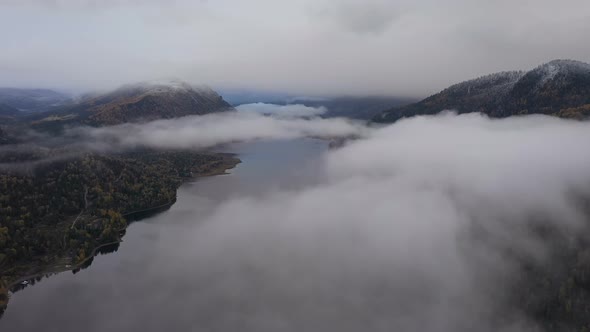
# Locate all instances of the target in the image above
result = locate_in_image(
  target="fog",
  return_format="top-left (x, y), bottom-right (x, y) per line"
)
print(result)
top-left (70, 105), bottom-right (366, 151)
top-left (1, 0), bottom-right (589, 96)
top-left (150, 113), bottom-right (590, 331)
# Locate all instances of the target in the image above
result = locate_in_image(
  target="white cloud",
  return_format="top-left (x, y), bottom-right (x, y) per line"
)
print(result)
top-left (74, 111), bottom-right (366, 150)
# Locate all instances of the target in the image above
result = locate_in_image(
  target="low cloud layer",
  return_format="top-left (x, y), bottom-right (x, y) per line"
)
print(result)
top-left (72, 108), bottom-right (364, 151)
top-left (0, 105), bottom-right (361, 173)
top-left (163, 113), bottom-right (590, 331)
top-left (4, 112), bottom-right (590, 331)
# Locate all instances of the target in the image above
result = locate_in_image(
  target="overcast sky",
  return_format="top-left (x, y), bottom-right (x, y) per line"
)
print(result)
top-left (1, 0), bottom-right (589, 97)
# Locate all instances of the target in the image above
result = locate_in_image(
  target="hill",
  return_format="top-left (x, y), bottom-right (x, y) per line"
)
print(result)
top-left (374, 59), bottom-right (590, 123)
top-left (31, 80), bottom-right (234, 129)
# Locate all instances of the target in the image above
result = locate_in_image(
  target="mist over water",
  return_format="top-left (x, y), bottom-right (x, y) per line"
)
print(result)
top-left (3, 113), bottom-right (590, 331)
top-left (67, 105), bottom-right (366, 151)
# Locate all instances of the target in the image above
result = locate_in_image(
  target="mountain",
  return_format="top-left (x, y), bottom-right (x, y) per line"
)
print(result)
top-left (0, 88), bottom-right (71, 112)
top-left (32, 80), bottom-right (234, 129)
top-left (374, 59), bottom-right (590, 123)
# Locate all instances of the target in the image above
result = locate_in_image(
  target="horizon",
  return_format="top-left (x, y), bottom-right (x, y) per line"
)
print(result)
top-left (0, 58), bottom-right (586, 101)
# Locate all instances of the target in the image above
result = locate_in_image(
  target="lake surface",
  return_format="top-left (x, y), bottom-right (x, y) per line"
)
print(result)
top-left (0, 138), bottom-right (329, 332)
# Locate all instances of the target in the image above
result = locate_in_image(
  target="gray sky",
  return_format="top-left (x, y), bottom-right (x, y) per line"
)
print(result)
top-left (1, 0), bottom-right (589, 97)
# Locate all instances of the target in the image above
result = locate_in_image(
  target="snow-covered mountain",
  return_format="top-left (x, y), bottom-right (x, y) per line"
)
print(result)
top-left (375, 59), bottom-right (590, 122)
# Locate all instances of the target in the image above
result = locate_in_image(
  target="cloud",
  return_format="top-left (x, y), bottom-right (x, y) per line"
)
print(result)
top-left (236, 103), bottom-right (327, 118)
top-left (1, 108), bottom-right (360, 172)
top-left (312, 0), bottom-right (403, 34)
top-left (104, 113), bottom-right (590, 330)
top-left (71, 111), bottom-right (366, 151)
top-left (154, 113), bottom-right (590, 331)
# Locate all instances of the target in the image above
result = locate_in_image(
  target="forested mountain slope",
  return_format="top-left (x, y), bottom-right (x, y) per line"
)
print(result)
top-left (375, 60), bottom-right (590, 123)
top-left (30, 80), bottom-right (233, 130)
top-left (0, 149), bottom-right (240, 317)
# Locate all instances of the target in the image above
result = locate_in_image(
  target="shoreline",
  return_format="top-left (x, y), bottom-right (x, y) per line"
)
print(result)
top-left (3, 156), bottom-right (241, 293)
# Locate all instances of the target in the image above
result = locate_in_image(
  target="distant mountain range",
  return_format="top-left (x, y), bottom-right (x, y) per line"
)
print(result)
top-left (374, 59), bottom-right (590, 123)
top-left (4, 59), bottom-right (590, 131)
top-left (0, 88), bottom-right (71, 113)
top-left (221, 89), bottom-right (416, 120)
top-left (287, 96), bottom-right (416, 120)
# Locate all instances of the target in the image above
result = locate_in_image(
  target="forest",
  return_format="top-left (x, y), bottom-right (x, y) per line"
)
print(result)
top-left (0, 149), bottom-right (240, 302)
top-left (374, 60), bottom-right (590, 123)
